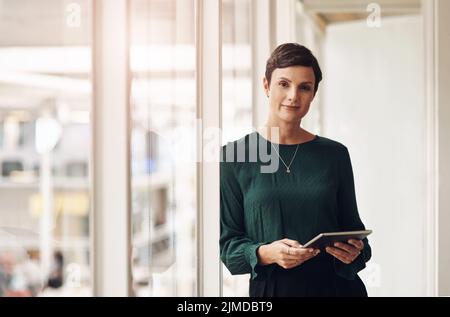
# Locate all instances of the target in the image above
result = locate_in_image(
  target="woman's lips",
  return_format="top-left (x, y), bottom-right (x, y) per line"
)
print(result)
top-left (282, 105), bottom-right (299, 110)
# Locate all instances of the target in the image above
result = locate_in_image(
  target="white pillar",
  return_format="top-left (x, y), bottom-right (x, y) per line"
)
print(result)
top-left (92, 0), bottom-right (131, 297)
top-left (196, 0), bottom-right (222, 297)
top-left (424, 0), bottom-right (450, 297)
top-left (35, 112), bottom-right (61, 282)
top-left (435, 0), bottom-right (450, 297)
top-left (424, 0), bottom-right (438, 297)
top-left (39, 151), bottom-right (53, 280)
top-left (275, 0), bottom-right (297, 45)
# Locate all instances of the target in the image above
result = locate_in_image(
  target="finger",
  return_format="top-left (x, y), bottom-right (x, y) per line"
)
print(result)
top-left (282, 258), bottom-right (302, 269)
top-left (334, 242), bottom-right (360, 256)
top-left (284, 250), bottom-right (317, 261)
top-left (348, 239), bottom-right (364, 250)
top-left (283, 254), bottom-right (300, 261)
top-left (283, 249), bottom-right (318, 262)
top-left (326, 248), bottom-right (350, 263)
top-left (288, 257), bottom-right (303, 264)
top-left (326, 247), bottom-right (352, 263)
top-left (288, 247), bottom-right (315, 256)
top-left (296, 248), bottom-right (320, 258)
top-left (298, 249), bottom-right (320, 260)
top-left (327, 246), bottom-right (350, 258)
top-left (349, 240), bottom-right (364, 257)
top-left (286, 257), bottom-right (308, 268)
top-left (282, 239), bottom-right (302, 248)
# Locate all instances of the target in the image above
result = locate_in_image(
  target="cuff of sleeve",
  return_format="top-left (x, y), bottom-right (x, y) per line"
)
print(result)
top-left (334, 247), bottom-right (367, 280)
top-left (245, 242), bottom-right (274, 281)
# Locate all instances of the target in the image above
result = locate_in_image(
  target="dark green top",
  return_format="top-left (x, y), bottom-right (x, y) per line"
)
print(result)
top-left (220, 132), bottom-right (371, 281)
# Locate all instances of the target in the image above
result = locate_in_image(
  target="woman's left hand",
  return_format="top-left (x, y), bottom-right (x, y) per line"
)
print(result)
top-left (325, 239), bottom-right (364, 264)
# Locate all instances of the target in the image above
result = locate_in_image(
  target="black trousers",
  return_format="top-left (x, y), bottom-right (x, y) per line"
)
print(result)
top-left (249, 254), bottom-right (368, 297)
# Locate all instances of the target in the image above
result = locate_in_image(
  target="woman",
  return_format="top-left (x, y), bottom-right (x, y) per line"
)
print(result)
top-left (220, 43), bottom-right (372, 297)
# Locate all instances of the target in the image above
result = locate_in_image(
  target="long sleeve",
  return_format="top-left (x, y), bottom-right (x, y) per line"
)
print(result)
top-left (334, 147), bottom-right (372, 280)
top-left (219, 147), bottom-right (271, 280)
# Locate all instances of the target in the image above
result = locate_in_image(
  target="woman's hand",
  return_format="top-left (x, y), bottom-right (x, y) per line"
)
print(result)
top-left (325, 239), bottom-right (364, 264)
top-left (257, 238), bottom-right (320, 269)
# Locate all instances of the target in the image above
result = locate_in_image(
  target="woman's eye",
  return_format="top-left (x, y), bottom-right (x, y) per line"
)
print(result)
top-left (300, 86), bottom-right (311, 91)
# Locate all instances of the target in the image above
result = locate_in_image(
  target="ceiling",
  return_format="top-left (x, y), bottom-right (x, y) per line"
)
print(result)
top-left (300, 0), bottom-right (422, 29)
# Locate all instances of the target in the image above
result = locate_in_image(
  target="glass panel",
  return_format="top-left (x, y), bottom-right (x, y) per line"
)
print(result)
top-left (222, 0), bottom-right (253, 145)
top-left (130, 0), bottom-right (197, 296)
top-left (0, 0), bottom-right (93, 296)
top-left (221, 0), bottom-right (253, 297)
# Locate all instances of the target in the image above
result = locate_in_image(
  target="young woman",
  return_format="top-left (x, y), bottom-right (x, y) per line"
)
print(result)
top-left (220, 43), bottom-right (371, 297)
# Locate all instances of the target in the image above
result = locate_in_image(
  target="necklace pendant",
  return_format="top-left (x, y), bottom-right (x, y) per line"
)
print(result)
top-left (286, 169), bottom-right (290, 173)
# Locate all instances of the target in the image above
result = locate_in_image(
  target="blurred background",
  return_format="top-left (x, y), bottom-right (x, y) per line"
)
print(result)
top-left (0, 0), bottom-right (449, 297)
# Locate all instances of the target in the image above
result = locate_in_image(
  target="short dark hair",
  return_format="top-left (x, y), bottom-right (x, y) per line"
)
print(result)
top-left (265, 43), bottom-right (323, 93)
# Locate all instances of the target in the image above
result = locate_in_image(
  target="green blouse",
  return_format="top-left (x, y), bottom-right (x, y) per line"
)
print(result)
top-left (220, 132), bottom-right (371, 281)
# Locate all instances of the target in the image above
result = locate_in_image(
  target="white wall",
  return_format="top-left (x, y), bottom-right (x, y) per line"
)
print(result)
top-left (322, 16), bottom-right (426, 296)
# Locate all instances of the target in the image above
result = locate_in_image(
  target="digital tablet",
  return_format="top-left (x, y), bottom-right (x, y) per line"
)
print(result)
top-left (302, 230), bottom-right (372, 250)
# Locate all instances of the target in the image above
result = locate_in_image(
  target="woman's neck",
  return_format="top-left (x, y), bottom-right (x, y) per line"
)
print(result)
top-left (260, 120), bottom-right (306, 145)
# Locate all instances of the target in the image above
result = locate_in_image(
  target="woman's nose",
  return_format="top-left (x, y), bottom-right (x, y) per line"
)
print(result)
top-left (287, 89), bottom-right (297, 103)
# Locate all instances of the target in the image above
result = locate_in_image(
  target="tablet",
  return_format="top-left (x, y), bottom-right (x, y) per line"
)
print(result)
top-left (302, 230), bottom-right (372, 250)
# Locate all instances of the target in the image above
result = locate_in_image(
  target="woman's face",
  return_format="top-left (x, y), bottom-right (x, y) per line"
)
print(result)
top-left (263, 66), bottom-right (316, 124)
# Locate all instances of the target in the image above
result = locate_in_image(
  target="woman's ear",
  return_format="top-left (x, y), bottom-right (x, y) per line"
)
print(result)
top-left (263, 77), bottom-right (270, 97)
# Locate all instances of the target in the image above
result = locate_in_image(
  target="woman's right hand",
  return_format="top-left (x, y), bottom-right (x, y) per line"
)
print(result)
top-left (257, 238), bottom-right (320, 269)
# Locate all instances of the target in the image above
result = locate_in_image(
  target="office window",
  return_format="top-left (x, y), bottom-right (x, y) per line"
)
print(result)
top-left (222, 0), bottom-right (253, 145)
top-left (130, 0), bottom-right (197, 296)
top-left (0, 0), bottom-right (93, 296)
top-left (221, 0), bottom-right (253, 297)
